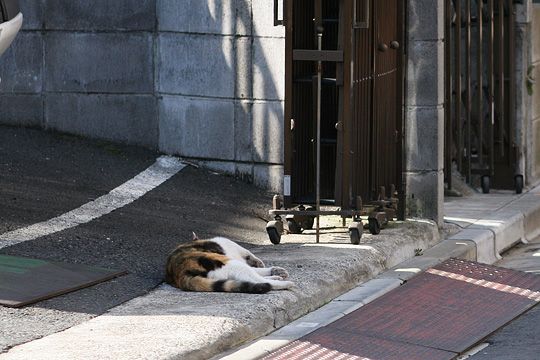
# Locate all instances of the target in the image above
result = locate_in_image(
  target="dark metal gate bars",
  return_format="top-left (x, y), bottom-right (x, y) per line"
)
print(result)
top-left (265, 0), bottom-right (405, 245)
top-left (444, 0), bottom-right (523, 194)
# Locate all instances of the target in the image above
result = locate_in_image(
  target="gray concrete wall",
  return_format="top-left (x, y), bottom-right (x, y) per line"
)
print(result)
top-left (530, 4), bottom-right (540, 184)
top-left (0, 0), bottom-right (158, 147)
top-left (404, 1), bottom-right (445, 224)
top-left (0, 0), bottom-right (285, 191)
top-left (515, 1), bottom-right (540, 188)
top-left (156, 0), bottom-right (285, 192)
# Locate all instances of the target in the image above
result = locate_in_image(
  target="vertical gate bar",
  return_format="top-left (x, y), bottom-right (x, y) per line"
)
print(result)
top-left (314, 0), bottom-right (322, 30)
top-left (455, 0), bottom-right (463, 174)
top-left (398, 0), bottom-right (407, 220)
top-left (316, 31), bottom-right (322, 243)
top-left (284, 0), bottom-right (294, 208)
top-left (497, 0), bottom-right (504, 157)
top-left (342, 0), bottom-right (353, 209)
top-left (477, 0), bottom-right (483, 168)
top-left (370, 0), bottom-right (377, 200)
top-left (445, 0), bottom-right (453, 190)
top-left (488, 0), bottom-right (495, 177)
top-left (465, 0), bottom-right (472, 183)
top-left (508, 0), bottom-right (516, 168)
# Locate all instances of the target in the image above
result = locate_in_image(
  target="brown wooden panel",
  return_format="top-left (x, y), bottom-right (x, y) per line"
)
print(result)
top-left (444, 0), bottom-right (519, 191)
top-left (285, 0), bottom-right (403, 208)
top-left (350, 0), bottom-right (401, 204)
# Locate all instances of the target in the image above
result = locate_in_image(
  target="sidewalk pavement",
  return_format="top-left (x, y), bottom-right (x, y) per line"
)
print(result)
top-left (2, 186), bottom-right (539, 360)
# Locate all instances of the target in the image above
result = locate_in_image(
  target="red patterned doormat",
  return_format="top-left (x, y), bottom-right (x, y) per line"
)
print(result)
top-left (263, 258), bottom-right (540, 360)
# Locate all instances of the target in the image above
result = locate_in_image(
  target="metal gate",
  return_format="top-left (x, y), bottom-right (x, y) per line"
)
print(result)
top-left (280, 0), bottom-right (405, 211)
top-left (444, 0), bottom-right (523, 194)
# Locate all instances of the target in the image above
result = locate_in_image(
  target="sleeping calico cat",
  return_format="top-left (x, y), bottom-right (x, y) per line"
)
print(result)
top-left (165, 234), bottom-right (294, 294)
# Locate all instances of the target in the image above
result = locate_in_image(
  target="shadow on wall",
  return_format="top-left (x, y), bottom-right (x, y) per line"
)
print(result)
top-left (238, 0), bottom-right (284, 192)
top-left (159, 0), bottom-right (285, 192)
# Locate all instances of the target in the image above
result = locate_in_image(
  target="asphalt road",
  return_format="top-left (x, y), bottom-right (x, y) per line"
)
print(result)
top-left (0, 126), bottom-right (273, 352)
top-left (470, 237), bottom-right (540, 360)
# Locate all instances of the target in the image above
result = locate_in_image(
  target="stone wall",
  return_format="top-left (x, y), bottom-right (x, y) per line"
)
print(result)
top-left (0, 0), bottom-right (285, 191)
top-left (531, 4), bottom-right (540, 183)
top-left (404, 0), bottom-right (444, 224)
top-left (0, 0), bottom-right (158, 147)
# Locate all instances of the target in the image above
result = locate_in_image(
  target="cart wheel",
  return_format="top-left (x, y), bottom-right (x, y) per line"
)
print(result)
top-left (348, 220), bottom-right (363, 245)
top-left (368, 217), bottom-right (381, 235)
top-left (301, 217), bottom-right (315, 230)
top-left (515, 175), bottom-right (523, 194)
top-left (266, 220), bottom-right (283, 245)
top-left (266, 226), bottom-right (281, 244)
top-left (349, 228), bottom-right (361, 245)
top-left (301, 207), bottom-right (316, 230)
top-left (287, 219), bottom-right (302, 234)
top-left (481, 175), bottom-right (490, 194)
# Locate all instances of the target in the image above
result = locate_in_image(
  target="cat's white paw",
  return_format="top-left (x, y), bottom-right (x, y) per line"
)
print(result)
top-left (245, 255), bottom-right (265, 268)
top-left (264, 275), bottom-right (283, 280)
top-left (280, 280), bottom-right (295, 289)
top-left (271, 266), bottom-right (289, 279)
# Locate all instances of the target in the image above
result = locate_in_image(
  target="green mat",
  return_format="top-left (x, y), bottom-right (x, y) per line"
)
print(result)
top-left (0, 255), bottom-right (127, 308)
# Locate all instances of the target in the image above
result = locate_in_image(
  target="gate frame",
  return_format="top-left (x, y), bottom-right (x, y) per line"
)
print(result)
top-left (282, 0), bottom-right (407, 220)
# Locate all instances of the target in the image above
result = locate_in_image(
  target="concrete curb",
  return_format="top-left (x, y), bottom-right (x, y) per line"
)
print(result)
top-left (446, 188), bottom-right (540, 262)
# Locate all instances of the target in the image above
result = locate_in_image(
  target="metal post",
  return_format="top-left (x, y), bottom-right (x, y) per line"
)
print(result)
top-left (316, 29), bottom-right (323, 244)
top-left (444, 0), bottom-right (453, 190)
top-left (508, 0), bottom-right (516, 168)
top-left (488, 0), bottom-right (495, 177)
top-left (455, 0), bottom-right (462, 174)
top-left (477, 0), bottom-right (483, 168)
top-left (465, 0), bottom-right (472, 183)
top-left (498, 0), bottom-right (504, 157)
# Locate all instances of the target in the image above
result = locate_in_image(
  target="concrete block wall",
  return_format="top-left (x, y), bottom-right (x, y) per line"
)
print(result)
top-left (0, 0), bottom-right (285, 192)
top-left (156, 0), bottom-right (285, 192)
top-left (531, 4), bottom-right (540, 183)
top-left (404, 0), bottom-right (445, 224)
top-left (0, 0), bottom-right (158, 147)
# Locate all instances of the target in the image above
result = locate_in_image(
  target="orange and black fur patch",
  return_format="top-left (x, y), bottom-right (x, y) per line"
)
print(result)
top-left (165, 239), bottom-right (272, 294)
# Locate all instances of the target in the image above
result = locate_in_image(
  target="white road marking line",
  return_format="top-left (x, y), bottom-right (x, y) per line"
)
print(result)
top-left (0, 156), bottom-right (186, 249)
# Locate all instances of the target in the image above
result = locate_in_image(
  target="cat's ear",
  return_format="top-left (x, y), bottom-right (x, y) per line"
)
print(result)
top-left (192, 232), bottom-right (199, 241)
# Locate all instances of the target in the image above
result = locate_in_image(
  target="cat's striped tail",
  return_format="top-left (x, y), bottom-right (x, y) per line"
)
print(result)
top-left (175, 275), bottom-right (273, 294)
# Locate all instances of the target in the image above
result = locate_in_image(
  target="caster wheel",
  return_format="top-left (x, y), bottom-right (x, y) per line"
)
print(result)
top-left (515, 175), bottom-right (523, 194)
top-left (302, 207), bottom-right (316, 230)
top-left (266, 220), bottom-right (283, 245)
top-left (287, 218), bottom-right (302, 234)
top-left (348, 221), bottom-right (363, 245)
top-left (368, 217), bottom-right (381, 235)
top-left (349, 228), bottom-right (361, 245)
top-left (481, 175), bottom-right (490, 194)
top-left (301, 217), bottom-right (315, 230)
